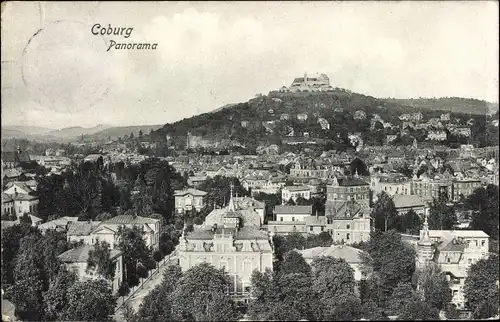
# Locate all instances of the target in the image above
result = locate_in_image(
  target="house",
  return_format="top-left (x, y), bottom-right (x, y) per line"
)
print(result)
top-left (188, 175), bottom-right (207, 188)
top-left (326, 176), bottom-right (370, 207)
top-left (440, 113), bottom-right (451, 122)
top-left (281, 185), bottom-right (311, 203)
top-left (416, 216), bottom-right (490, 310)
top-left (240, 120), bottom-right (249, 128)
top-left (354, 110), bottom-right (366, 120)
top-left (297, 113), bottom-right (308, 121)
top-left (427, 131), bottom-right (447, 141)
top-left (1, 147), bottom-right (31, 169)
top-left (452, 179), bottom-right (482, 202)
top-left (392, 194), bottom-right (426, 216)
top-left (274, 205), bottom-right (313, 222)
top-left (386, 135), bottom-right (398, 144)
top-left (58, 244), bottom-right (123, 294)
top-left (67, 220), bottom-right (102, 245)
top-left (3, 182), bottom-right (34, 196)
top-left (174, 189), bottom-right (207, 214)
top-left (387, 150), bottom-right (406, 163)
top-left (38, 216), bottom-right (80, 234)
top-left (2, 169), bottom-right (22, 183)
top-left (93, 215), bottom-right (161, 250)
top-left (178, 189), bottom-right (273, 303)
top-left (371, 174), bottom-right (411, 201)
top-left (280, 113), bottom-right (290, 120)
top-left (11, 194), bottom-right (39, 218)
top-left (317, 118), bottom-right (330, 130)
top-left (297, 244), bottom-right (368, 283)
top-left (325, 199), bottom-right (371, 244)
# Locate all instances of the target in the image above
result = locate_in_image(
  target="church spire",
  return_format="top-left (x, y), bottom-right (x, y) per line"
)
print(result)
top-left (228, 183), bottom-right (236, 211)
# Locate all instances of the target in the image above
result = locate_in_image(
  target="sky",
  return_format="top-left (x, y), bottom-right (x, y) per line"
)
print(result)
top-left (1, 1), bottom-right (498, 129)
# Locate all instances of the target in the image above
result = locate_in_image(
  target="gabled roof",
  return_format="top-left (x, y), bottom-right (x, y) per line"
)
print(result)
top-left (4, 181), bottom-right (34, 194)
top-left (174, 188), bottom-right (207, 197)
top-left (58, 244), bottom-right (122, 263)
top-left (67, 221), bottom-right (101, 236)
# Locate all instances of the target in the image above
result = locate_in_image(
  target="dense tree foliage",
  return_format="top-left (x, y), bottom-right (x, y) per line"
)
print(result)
top-left (466, 184), bottom-right (499, 240)
top-left (361, 230), bottom-right (417, 307)
top-left (464, 253), bottom-right (499, 318)
top-left (87, 240), bottom-right (116, 281)
top-left (116, 226), bottom-right (152, 286)
top-left (428, 198), bottom-right (457, 230)
top-left (371, 192), bottom-right (399, 231)
top-left (62, 279), bottom-right (116, 321)
top-left (416, 262), bottom-right (452, 311)
top-left (170, 263), bottom-right (241, 321)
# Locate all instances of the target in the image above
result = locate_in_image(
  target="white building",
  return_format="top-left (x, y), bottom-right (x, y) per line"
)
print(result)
top-left (282, 185), bottom-right (311, 203)
top-left (274, 205), bottom-right (313, 222)
top-left (58, 244), bottom-right (123, 295)
top-left (416, 214), bottom-right (490, 310)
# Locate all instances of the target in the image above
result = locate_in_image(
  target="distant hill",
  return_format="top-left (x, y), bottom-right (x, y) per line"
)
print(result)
top-left (46, 124), bottom-right (111, 139)
top-left (1, 124), bottom-right (162, 143)
top-left (384, 97), bottom-right (497, 116)
top-left (149, 88), bottom-right (499, 150)
top-left (82, 125), bottom-right (164, 142)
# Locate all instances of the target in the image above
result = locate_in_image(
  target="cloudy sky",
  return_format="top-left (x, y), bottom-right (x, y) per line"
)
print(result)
top-left (1, 1), bottom-right (498, 129)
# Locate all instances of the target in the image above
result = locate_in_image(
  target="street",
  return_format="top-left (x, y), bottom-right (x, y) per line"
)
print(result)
top-left (113, 255), bottom-right (178, 322)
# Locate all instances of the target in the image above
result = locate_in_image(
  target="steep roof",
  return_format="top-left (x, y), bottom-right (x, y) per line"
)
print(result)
top-left (4, 181), bottom-right (34, 193)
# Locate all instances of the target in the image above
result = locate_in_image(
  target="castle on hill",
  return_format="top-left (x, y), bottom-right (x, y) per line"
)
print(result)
top-left (279, 72), bottom-right (334, 93)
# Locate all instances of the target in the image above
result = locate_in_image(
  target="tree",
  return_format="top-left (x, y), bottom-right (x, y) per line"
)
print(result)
top-left (398, 300), bottom-right (440, 320)
top-left (248, 269), bottom-right (315, 321)
top-left (371, 192), bottom-right (400, 231)
top-left (1, 222), bottom-right (36, 285)
top-left (428, 198), bottom-right (457, 230)
top-left (87, 240), bottom-right (116, 281)
top-left (116, 226), bottom-right (152, 286)
top-left (95, 212), bottom-right (114, 221)
top-left (416, 262), bottom-right (452, 311)
top-left (466, 185), bottom-right (499, 240)
top-left (171, 263), bottom-right (240, 321)
top-left (361, 299), bottom-right (386, 321)
top-left (6, 235), bottom-right (46, 321)
top-left (62, 279), bottom-right (116, 321)
top-left (400, 209), bottom-right (422, 235)
top-left (278, 250), bottom-right (311, 275)
top-left (43, 268), bottom-right (77, 321)
top-left (464, 253), bottom-right (499, 318)
top-left (311, 256), bottom-right (357, 320)
top-left (387, 282), bottom-right (421, 315)
top-left (361, 230), bottom-right (417, 307)
top-left (135, 265), bottom-right (183, 321)
top-left (139, 130), bottom-right (143, 137)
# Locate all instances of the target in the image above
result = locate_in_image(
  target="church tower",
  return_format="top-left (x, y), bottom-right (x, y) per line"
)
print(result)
top-left (417, 210), bottom-right (434, 268)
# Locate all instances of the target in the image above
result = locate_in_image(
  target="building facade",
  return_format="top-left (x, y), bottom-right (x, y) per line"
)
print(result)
top-left (177, 187), bottom-right (274, 302)
top-left (174, 188), bottom-right (207, 213)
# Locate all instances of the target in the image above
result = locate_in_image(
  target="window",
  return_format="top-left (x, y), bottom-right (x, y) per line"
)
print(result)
top-left (481, 240), bottom-right (485, 247)
top-left (447, 257), bottom-right (451, 263)
top-left (310, 226), bottom-right (313, 232)
top-left (346, 224), bottom-right (350, 229)
top-left (468, 258), bottom-right (472, 264)
top-left (292, 217), bottom-right (295, 221)
top-left (280, 217), bottom-right (283, 222)
top-left (243, 261), bottom-right (251, 273)
top-left (321, 226), bottom-right (324, 232)
top-left (346, 233), bottom-right (350, 240)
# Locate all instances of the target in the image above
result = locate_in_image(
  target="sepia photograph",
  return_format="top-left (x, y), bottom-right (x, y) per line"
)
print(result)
top-left (1, 1), bottom-right (499, 321)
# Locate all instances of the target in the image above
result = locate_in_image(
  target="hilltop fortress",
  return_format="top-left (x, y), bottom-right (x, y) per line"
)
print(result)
top-left (279, 72), bottom-right (334, 93)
